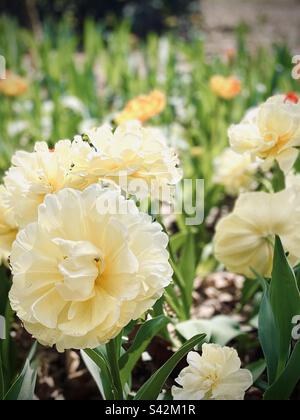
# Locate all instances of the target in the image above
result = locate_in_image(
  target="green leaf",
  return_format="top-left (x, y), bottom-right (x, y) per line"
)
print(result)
top-left (105, 337), bottom-right (124, 400)
top-left (170, 232), bottom-right (187, 255)
top-left (119, 316), bottom-right (169, 386)
top-left (264, 341), bottom-right (300, 400)
top-left (134, 334), bottom-right (206, 400)
top-left (270, 236), bottom-right (300, 374)
top-left (294, 264), bottom-right (300, 290)
top-left (176, 315), bottom-right (243, 346)
top-left (179, 231), bottom-right (196, 310)
top-left (82, 348), bottom-right (115, 400)
top-left (0, 266), bottom-right (10, 316)
top-left (4, 343), bottom-right (37, 401)
top-left (240, 278), bottom-right (260, 308)
top-left (247, 359), bottom-right (266, 383)
top-left (164, 285), bottom-right (186, 321)
top-left (272, 162), bottom-right (285, 192)
top-left (0, 351), bottom-right (4, 400)
top-left (258, 276), bottom-right (279, 385)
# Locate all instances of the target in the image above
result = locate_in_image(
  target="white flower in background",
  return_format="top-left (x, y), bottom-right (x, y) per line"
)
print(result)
top-left (4, 139), bottom-right (92, 228)
top-left (78, 118), bottom-right (100, 134)
top-left (74, 121), bottom-right (182, 199)
top-left (42, 100), bottom-right (55, 115)
top-left (157, 37), bottom-right (170, 84)
top-left (256, 83), bottom-right (267, 94)
top-left (7, 120), bottom-right (30, 137)
top-left (160, 123), bottom-right (189, 151)
top-left (41, 116), bottom-right (53, 140)
top-left (9, 185), bottom-right (172, 351)
top-left (12, 100), bottom-right (34, 114)
top-left (169, 96), bottom-right (195, 123)
top-left (229, 94), bottom-right (300, 173)
top-left (214, 189), bottom-right (300, 278)
top-left (0, 186), bottom-right (18, 263)
top-left (172, 344), bottom-right (253, 400)
top-left (213, 148), bottom-right (259, 195)
top-left (61, 95), bottom-right (88, 117)
top-left (42, 96), bottom-right (87, 117)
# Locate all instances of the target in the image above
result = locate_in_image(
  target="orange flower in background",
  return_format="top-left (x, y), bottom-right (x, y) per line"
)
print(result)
top-left (210, 75), bottom-right (241, 100)
top-left (115, 90), bottom-right (166, 124)
top-left (224, 48), bottom-right (237, 63)
top-left (0, 72), bottom-right (28, 97)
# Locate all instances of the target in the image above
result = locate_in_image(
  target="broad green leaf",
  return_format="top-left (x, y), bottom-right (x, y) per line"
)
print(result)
top-left (258, 276), bottom-right (279, 385)
top-left (247, 359), bottom-right (266, 383)
top-left (270, 236), bottom-right (300, 374)
top-left (295, 264), bottom-right (300, 290)
top-left (0, 352), bottom-right (4, 400)
top-left (0, 266), bottom-right (10, 316)
top-left (82, 348), bottom-right (114, 400)
top-left (134, 334), bottom-right (206, 400)
top-left (179, 231), bottom-right (196, 309)
top-left (240, 278), bottom-right (260, 308)
top-left (264, 341), bottom-right (300, 400)
top-left (4, 344), bottom-right (37, 401)
top-left (119, 316), bottom-right (169, 386)
top-left (176, 315), bottom-right (243, 346)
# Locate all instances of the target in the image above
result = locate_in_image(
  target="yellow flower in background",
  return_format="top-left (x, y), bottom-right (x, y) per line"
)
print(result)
top-left (9, 185), bottom-right (172, 351)
top-left (213, 148), bottom-right (259, 195)
top-left (4, 139), bottom-right (92, 228)
top-left (76, 121), bottom-right (182, 199)
top-left (0, 186), bottom-right (18, 263)
top-left (229, 94), bottom-right (300, 173)
top-left (214, 189), bottom-right (300, 278)
top-left (0, 72), bottom-right (28, 97)
top-left (115, 90), bottom-right (166, 124)
top-left (210, 75), bottom-right (241, 100)
top-left (172, 344), bottom-right (253, 400)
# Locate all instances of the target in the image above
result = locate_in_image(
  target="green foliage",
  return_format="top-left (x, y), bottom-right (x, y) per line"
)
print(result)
top-left (1, 16), bottom-right (300, 401)
top-left (258, 237), bottom-right (300, 400)
top-left (134, 334), bottom-right (206, 400)
top-left (2, 343), bottom-right (37, 401)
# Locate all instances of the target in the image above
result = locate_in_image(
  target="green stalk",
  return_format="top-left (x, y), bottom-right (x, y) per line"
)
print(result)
top-left (0, 351), bottom-right (4, 400)
top-left (106, 338), bottom-right (123, 400)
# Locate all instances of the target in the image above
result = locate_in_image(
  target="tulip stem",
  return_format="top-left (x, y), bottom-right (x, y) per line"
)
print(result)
top-left (106, 338), bottom-right (123, 400)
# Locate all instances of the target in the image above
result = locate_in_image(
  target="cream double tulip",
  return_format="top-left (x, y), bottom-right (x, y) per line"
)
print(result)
top-left (0, 186), bottom-right (18, 262)
top-left (76, 121), bottom-right (182, 199)
top-left (9, 185), bottom-right (172, 351)
top-left (213, 148), bottom-right (258, 195)
top-left (172, 344), bottom-right (253, 400)
top-left (4, 139), bottom-right (92, 228)
top-left (229, 95), bottom-right (300, 173)
top-left (214, 189), bottom-right (300, 278)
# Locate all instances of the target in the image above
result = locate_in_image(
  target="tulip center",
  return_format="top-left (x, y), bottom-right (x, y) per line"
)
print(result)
top-left (205, 372), bottom-right (219, 387)
top-left (53, 238), bottom-right (104, 302)
top-left (261, 130), bottom-right (292, 157)
top-left (202, 372), bottom-right (220, 399)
